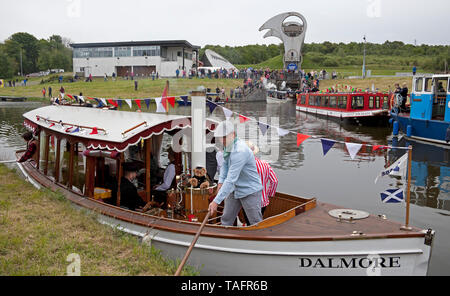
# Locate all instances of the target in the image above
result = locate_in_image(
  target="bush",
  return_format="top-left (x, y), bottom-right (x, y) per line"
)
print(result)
top-left (40, 74), bottom-right (73, 84)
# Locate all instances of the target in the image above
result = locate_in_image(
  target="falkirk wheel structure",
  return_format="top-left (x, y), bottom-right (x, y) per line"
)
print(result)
top-left (259, 12), bottom-right (307, 90)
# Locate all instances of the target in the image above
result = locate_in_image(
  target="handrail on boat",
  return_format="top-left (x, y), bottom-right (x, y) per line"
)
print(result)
top-left (122, 121), bottom-right (148, 137)
top-left (36, 115), bottom-right (107, 133)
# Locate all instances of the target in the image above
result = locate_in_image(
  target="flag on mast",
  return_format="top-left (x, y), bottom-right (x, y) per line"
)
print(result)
top-left (375, 152), bottom-right (408, 183)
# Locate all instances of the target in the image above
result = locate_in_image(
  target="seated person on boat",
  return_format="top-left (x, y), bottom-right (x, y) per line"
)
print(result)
top-left (120, 162), bottom-right (147, 211)
top-left (152, 148), bottom-right (176, 209)
top-left (18, 131), bottom-right (37, 163)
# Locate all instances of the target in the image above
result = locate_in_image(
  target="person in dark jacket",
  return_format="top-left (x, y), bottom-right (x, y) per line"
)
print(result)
top-left (18, 131), bottom-right (37, 163)
top-left (120, 162), bottom-right (146, 211)
top-left (400, 83), bottom-right (408, 112)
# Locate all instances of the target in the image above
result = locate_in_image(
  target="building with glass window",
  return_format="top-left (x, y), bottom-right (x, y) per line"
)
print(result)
top-left (71, 40), bottom-right (200, 78)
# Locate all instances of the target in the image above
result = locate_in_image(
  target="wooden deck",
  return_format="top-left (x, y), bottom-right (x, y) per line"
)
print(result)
top-left (0, 96), bottom-right (27, 102)
top-left (20, 159), bottom-right (425, 242)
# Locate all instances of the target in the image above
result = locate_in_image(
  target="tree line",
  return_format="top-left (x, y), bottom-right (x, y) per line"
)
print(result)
top-left (0, 32), bottom-right (72, 79)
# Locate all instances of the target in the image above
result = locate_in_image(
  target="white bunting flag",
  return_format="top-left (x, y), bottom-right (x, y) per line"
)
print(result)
top-left (125, 99), bottom-right (132, 109)
top-left (100, 98), bottom-right (107, 106)
top-left (222, 107), bottom-right (233, 120)
top-left (155, 98), bottom-right (166, 113)
top-left (277, 128), bottom-right (290, 137)
top-left (78, 96), bottom-right (84, 103)
top-left (345, 143), bottom-right (363, 160)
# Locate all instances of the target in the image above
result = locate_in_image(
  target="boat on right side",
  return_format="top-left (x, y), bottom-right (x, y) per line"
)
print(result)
top-left (390, 74), bottom-right (450, 146)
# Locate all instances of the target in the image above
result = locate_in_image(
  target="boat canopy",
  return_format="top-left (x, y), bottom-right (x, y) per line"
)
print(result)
top-left (23, 106), bottom-right (217, 152)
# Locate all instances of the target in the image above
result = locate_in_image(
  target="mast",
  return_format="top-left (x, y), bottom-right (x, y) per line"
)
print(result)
top-left (401, 145), bottom-right (413, 231)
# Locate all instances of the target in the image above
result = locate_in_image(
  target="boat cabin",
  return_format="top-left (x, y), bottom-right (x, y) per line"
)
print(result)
top-left (410, 74), bottom-right (450, 122)
top-left (21, 105), bottom-right (316, 228)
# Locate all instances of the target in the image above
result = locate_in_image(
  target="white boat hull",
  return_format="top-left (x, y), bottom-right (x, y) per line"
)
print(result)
top-left (296, 105), bottom-right (388, 118)
top-left (98, 213), bottom-right (433, 276)
top-left (267, 96), bottom-right (289, 104)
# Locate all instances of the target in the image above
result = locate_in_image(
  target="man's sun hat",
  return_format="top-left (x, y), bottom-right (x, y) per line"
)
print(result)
top-left (214, 120), bottom-right (235, 138)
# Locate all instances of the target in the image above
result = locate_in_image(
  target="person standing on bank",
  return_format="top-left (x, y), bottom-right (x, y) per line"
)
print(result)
top-left (208, 121), bottom-right (263, 226)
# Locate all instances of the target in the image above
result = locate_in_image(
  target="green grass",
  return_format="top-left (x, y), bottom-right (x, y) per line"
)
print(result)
top-left (0, 76), bottom-right (243, 100)
top-left (0, 164), bottom-right (199, 276)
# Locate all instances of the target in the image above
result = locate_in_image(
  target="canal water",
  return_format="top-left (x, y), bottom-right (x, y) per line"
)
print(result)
top-left (1, 100), bottom-right (449, 275)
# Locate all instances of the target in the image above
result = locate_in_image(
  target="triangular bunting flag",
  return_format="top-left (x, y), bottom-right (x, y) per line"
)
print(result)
top-left (135, 99), bottom-right (141, 109)
top-left (155, 98), bottom-right (166, 113)
top-left (144, 99), bottom-right (151, 109)
top-left (277, 128), bottom-right (290, 137)
top-left (116, 99), bottom-right (122, 108)
top-left (373, 145), bottom-right (388, 152)
top-left (258, 122), bottom-right (270, 136)
top-left (167, 97), bottom-right (176, 108)
top-left (207, 101), bottom-right (217, 113)
top-left (297, 133), bottom-right (311, 147)
top-left (222, 107), bottom-right (233, 120)
top-left (78, 96), bottom-right (84, 103)
top-left (66, 94), bottom-right (74, 100)
top-left (95, 98), bottom-right (103, 108)
top-left (107, 99), bottom-right (118, 108)
top-left (100, 98), bottom-right (107, 106)
top-left (125, 99), bottom-right (132, 109)
top-left (49, 123), bottom-right (55, 128)
top-left (321, 139), bottom-right (336, 156)
top-left (71, 127), bottom-right (80, 134)
top-left (65, 126), bottom-right (74, 133)
top-left (180, 96), bottom-right (188, 104)
top-left (239, 115), bottom-right (250, 123)
top-left (90, 127), bottom-right (98, 135)
top-left (345, 143), bottom-right (363, 160)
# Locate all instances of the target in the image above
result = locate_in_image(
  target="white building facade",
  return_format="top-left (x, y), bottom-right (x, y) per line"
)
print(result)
top-left (71, 40), bottom-right (200, 78)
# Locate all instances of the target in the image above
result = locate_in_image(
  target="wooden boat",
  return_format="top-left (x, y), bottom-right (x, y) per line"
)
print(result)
top-left (296, 91), bottom-right (392, 125)
top-left (267, 90), bottom-right (291, 104)
top-left (17, 104), bottom-right (435, 276)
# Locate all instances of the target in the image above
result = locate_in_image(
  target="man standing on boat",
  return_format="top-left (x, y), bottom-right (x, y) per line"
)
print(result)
top-left (208, 121), bottom-right (263, 226)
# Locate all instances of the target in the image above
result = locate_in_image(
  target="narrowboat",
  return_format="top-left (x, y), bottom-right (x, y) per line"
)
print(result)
top-left (296, 92), bottom-right (392, 125)
top-left (16, 99), bottom-right (435, 276)
top-left (391, 74), bottom-right (450, 146)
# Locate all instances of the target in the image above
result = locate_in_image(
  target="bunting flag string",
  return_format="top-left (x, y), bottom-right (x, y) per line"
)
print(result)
top-left (321, 139), bottom-right (336, 156)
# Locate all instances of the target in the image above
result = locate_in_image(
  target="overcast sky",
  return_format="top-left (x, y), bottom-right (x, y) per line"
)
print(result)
top-left (1, 0), bottom-right (449, 47)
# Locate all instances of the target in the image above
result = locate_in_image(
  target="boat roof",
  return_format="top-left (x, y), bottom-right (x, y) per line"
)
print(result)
top-left (23, 105), bottom-right (216, 152)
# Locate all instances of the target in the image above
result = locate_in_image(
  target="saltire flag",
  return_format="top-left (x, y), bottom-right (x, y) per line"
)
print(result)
top-left (297, 133), bottom-right (311, 147)
top-left (345, 143), bottom-right (363, 160)
top-left (107, 99), bottom-right (118, 108)
top-left (222, 107), bottom-right (233, 120)
top-left (135, 99), bottom-right (142, 109)
top-left (374, 152), bottom-right (408, 183)
top-left (125, 99), bottom-right (132, 109)
top-left (239, 114), bottom-right (250, 123)
top-left (207, 101), bottom-right (217, 113)
top-left (144, 99), bottom-right (151, 109)
top-left (380, 188), bottom-right (404, 203)
top-left (277, 128), bottom-right (290, 137)
top-left (258, 122), bottom-right (270, 136)
top-left (321, 139), bottom-right (336, 156)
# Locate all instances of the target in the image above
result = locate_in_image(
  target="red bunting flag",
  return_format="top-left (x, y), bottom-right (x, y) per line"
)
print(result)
top-left (90, 127), bottom-right (98, 135)
top-left (107, 99), bottom-right (118, 107)
top-left (66, 94), bottom-right (74, 100)
top-left (297, 133), bottom-right (311, 147)
top-left (161, 81), bottom-right (169, 111)
top-left (239, 115), bottom-right (250, 123)
top-left (49, 123), bottom-right (55, 128)
top-left (373, 145), bottom-right (388, 152)
top-left (135, 99), bottom-right (142, 109)
top-left (167, 96), bottom-right (176, 108)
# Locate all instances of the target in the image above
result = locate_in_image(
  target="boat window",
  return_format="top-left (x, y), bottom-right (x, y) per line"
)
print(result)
top-left (351, 96), bottom-right (364, 110)
top-left (369, 96), bottom-right (374, 109)
top-left (309, 96), bottom-right (315, 106)
top-left (46, 135), bottom-right (57, 181)
top-left (60, 138), bottom-right (70, 185)
top-left (383, 96), bottom-right (389, 109)
top-left (424, 78), bottom-right (433, 92)
top-left (329, 96), bottom-right (337, 108)
top-left (435, 78), bottom-right (448, 95)
top-left (415, 78), bottom-right (423, 92)
top-left (322, 96), bottom-right (329, 107)
top-left (38, 130), bottom-right (47, 174)
top-left (338, 96), bottom-right (347, 109)
top-left (72, 142), bottom-right (86, 194)
top-left (301, 95), bottom-right (306, 105)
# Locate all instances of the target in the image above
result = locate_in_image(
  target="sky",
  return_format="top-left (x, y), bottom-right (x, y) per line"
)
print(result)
top-left (1, 0), bottom-right (449, 47)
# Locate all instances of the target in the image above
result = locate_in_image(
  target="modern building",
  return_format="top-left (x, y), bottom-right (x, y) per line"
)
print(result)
top-left (200, 49), bottom-right (237, 71)
top-left (70, 40), bottom-right (200, 78)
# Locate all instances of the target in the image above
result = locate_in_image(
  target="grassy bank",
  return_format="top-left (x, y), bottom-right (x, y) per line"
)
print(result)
top-left (0, 164), bottom-right (198, 276)
top-left (0, 77), bottom-right (243, 100)
top-left (319, 76), bottom-right (413, 93)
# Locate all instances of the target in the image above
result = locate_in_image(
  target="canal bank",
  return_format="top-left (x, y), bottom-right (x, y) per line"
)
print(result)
top-left (0, 164), bottom-right (198, 276)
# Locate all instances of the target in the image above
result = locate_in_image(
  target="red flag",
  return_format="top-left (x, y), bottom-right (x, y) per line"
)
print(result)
top-left (161, 81), bottom-right (169, 111)
top-left (90, 127), bottom-right (98, 135)
top-left (373, 145), bottom-right (388, 152)
top-left (239, 114), bottom-right (250, 123)
top-left (297, 133), bottom-right (311, 147)
top-left (135, 99), bottom-right (141, 109)
top-left (66, 94), bottom-right (74, 100)
top-left (107, 99), bottom-right (118, 107)
top-left (167, 97), bottom-right (176, 108)
top-left (49, 123), bottom-right (55, 128)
